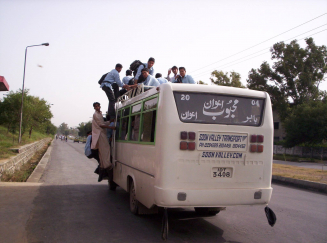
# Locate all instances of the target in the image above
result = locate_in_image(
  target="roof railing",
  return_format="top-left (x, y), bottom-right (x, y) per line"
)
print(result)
top-left (117, 83), bottom-right (155, 103)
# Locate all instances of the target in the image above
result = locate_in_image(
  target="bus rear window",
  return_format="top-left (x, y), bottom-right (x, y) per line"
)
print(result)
top-left (174, 92), bottom-right (265, 126)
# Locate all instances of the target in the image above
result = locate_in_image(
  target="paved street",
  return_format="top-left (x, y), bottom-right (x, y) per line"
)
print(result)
top-left (0, 139), bottom-right (326, 243)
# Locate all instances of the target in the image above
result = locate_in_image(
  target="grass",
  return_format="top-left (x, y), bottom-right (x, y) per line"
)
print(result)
top-left (273, 163), bottom-right (327, 184)
top-left (1, 143), bottom-right (50, 182)
top-left (0, 125), bottom-right (51, 160)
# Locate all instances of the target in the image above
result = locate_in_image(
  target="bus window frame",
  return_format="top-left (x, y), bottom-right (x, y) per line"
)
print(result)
top-left (117, 94), bottom-right (159, 145)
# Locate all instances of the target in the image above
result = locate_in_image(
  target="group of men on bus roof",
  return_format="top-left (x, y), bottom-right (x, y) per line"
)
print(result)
top-left (100, 57), bottom-right (196, 119)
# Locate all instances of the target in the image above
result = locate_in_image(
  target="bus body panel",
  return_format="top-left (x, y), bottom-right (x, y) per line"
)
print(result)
top-left (113, 83), bottom-right (274, 209)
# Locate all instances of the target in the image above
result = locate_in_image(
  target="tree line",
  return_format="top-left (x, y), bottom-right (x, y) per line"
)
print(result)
top-left (57, 122), bottom-right (91, 137)
top-left (0, 90), bottom-right (57, 139)
top-left (201, 38), bottom-right (327, 147)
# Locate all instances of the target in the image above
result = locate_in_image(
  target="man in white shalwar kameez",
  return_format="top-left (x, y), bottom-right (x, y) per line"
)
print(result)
top-left (91, 102), bottom-right (114, 174)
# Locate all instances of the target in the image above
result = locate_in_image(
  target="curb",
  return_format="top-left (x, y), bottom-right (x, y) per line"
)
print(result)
top-left (26, 139), bottom-right (53, 183)
top-left (272, 175), bottom-right (327, 194)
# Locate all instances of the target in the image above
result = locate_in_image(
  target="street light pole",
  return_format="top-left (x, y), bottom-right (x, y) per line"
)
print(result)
top-left (18, 43), bottom-right (49, 144)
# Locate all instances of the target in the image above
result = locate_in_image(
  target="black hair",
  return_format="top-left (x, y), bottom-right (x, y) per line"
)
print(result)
top-left (179, 67), bottom-right (186, 71)
top-left (141, 68), bottom-right (149, 73)
top-left (148, 57), bottom-right (155, 63)
top-left (87, 131), bottom-right (92, 135)
top-left (155, 73), bottom-right (162, 78)
top-left (172, 66), bottom-right (178, 70)
top-left (93, 102), bottom-right (100, 107)
top-left (126, 69), bottom-right (132, 76)
top-left (116, 63), bottom-right (123, 68)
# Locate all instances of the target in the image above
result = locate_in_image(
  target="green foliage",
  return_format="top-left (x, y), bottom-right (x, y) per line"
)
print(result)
top-left (247, 38), bottom-right (327, 121)
top-left (210, 70), bottom-right (245, 88)
top-left (283, 101), bottom-right (327, 147)
top-left (57, 122), bottom-right (78, 137)
top-left (0, 89), bottom-right (56, 138)
top-left (0, 125), bottom-right (50, 159)
top-left (198, 80), bottom-right (208, 85)
top-left (77, 121), bottom-right (92, 137)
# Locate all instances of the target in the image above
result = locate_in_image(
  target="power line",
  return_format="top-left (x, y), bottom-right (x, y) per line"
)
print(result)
top-left (193, 27), bottom-right (327, 78)
top-left (191, 13), bottom-right (327, 74)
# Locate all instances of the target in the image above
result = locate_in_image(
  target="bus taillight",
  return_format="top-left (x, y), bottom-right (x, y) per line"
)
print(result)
top-left (188, 142), bottom-right (196, 151)
top-left (180, 132), bottom-right (196, 150)
top-left (181, 131), bottom-right (187, 140)
top-left (250, 144), bottom-right (257, 152)
top-left (188, 132), bottom-right (196, 140)
top-left (250, 135), bottom-right (257, 143)
top-left (180, 141), bottom-right (188, 150)
top-left (250, 134), bottom-right (264, 152)
top-left (257, 145), bottom-right (264, 152)
top-left (257, 135), bottom-right (264, 143)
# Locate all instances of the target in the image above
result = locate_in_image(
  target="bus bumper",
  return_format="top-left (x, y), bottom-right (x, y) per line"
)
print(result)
top-left (154, 186), bottom-right (273, 207)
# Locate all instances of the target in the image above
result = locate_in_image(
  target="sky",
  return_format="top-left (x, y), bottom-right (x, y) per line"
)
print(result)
top-left (0, 0), bottom-right (326, 129)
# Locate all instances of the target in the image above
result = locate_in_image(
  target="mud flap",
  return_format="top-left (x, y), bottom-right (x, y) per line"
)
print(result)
top-left (265, 206), bottom-right (276, 227)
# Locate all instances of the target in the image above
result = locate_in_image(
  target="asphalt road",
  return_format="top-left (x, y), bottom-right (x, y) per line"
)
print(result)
top-left (0, 139), bottom-right (326, 243)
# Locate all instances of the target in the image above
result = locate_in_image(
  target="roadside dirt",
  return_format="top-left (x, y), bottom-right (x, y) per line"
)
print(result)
top-left (1, 143), bottom-right (49, 182)
top-left (273, 164), bottom-right (327, 184)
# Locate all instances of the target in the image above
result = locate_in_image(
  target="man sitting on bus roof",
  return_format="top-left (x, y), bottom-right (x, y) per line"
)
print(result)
top-left (173, 67), bottom-right (195, 84)
top-left (134, 57), bottom-right (155, 84)
top-left (141, 68), bottom-right (160, 87)
top-left (122, 69), bottom-right (134, 85)
top-left (100, 63), bottom-right (129, 117)
top-left (155, 73), bottom-right (168, 84)
top-left (167, 65), bottom-right (178, 82)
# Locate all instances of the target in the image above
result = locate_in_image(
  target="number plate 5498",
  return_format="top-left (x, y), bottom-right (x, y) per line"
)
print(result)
top-left (212, 167), bottom-right (233, 178)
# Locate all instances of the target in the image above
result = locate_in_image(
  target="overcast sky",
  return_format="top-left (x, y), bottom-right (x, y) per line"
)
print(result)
top-left (0, 0), bottom-right (326, 128)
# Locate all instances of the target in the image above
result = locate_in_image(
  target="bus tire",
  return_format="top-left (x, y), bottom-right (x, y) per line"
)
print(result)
top-left (129, 181), bottom-right (139, 215)
top-left (194, 207), bottom-right (220, 216)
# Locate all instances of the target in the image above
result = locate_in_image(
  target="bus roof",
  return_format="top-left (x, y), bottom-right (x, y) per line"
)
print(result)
top-left (117, 83), bottom-right (268, 110)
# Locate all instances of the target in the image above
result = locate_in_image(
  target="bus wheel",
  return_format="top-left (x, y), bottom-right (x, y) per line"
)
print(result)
top-left (130, 181), bottom-right (139, 215)
top-left (194, 207), bottom-right (220, 216)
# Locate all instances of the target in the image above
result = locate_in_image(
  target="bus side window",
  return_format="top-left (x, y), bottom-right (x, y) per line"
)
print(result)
top-left (120, 117), bottom-right (129, 140)
top-left (129, 115), bottom-right (141, 141)
top-left (141, 110), bottom-right (156, 142)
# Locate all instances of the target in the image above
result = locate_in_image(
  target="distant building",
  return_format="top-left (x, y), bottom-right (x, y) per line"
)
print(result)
top-left (0, 76), bottom-right (9, 91)
top-left (273, 110), bottom-right (286, 143)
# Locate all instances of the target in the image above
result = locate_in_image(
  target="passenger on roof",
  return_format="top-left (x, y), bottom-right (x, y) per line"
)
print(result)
top-left (134, 57), bottom-right (155, 84)
top-left (141, 68), bottom-right (160, 87)
top-left (120, 69), bottom-right (134, 96)
top-left (173, 67), bottom-right (195, 84)
top-left (100, 63), bottom-right (129, 117)
top-left (167, 65), bottom-right (179, 82)
top-left (122, 69), bottom-right (134, 85)
top-left (155, 73), bottom-right (168, 84)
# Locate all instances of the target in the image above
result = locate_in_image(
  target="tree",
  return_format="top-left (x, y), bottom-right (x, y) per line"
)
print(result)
top-left (198, 80), bottom-right (208, 85)
top-left (283, 100), bottom-right (327, 147)
top-left (57, 122), bottom-right (69, 135)
top-left (210, 70), bottom-right (245, 88)
top-left (77, 121), bottom-right (92, 137)
top-left (45, 121), bottom-right (57, 135)
top-left (24, 96), bottom-right (53, 138)
top-left (0, 90), bottom-right (22, 134)
top-left (0, 89), bottom-right (55, 138)
top-left (247, 38), bottom-right (327, 121)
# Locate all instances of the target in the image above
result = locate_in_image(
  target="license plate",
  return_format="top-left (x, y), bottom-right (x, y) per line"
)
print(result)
top-left (212, 167), bottom-right (233, 178)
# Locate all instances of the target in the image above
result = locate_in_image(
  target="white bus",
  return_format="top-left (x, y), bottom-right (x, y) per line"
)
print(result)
top-left (111, 83), bottom-right (275, 233)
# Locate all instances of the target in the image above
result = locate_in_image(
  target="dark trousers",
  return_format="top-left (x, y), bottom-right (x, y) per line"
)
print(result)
top-left (102, 85), bottom-right (117, 118)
